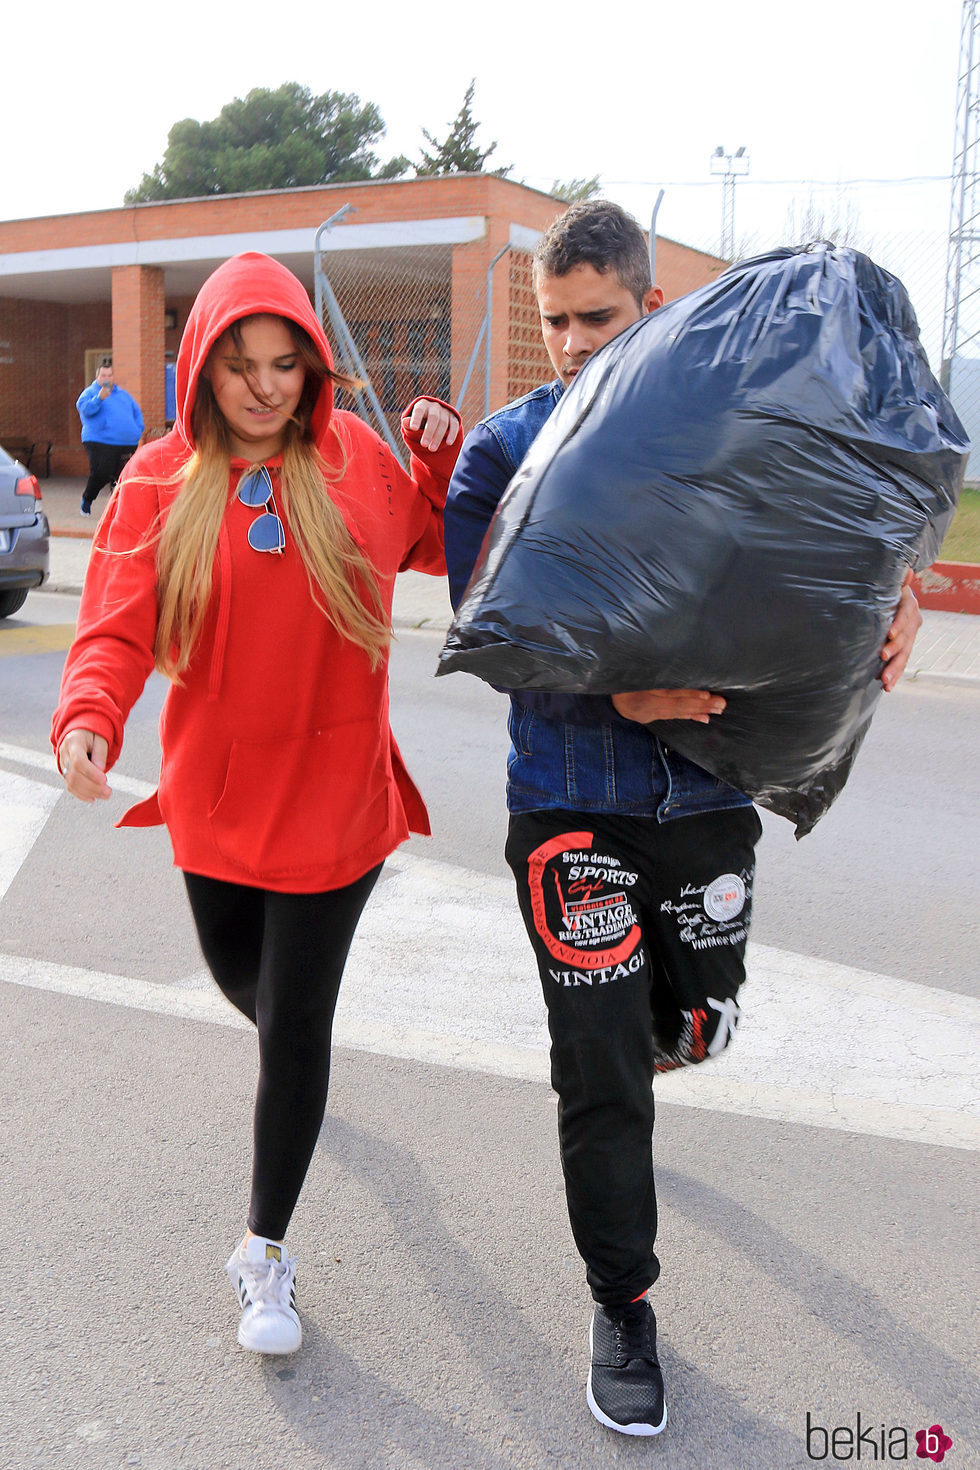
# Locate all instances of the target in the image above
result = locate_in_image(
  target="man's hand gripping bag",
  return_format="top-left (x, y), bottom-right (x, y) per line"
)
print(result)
top-left (438, 244), bottom-right (968, 835)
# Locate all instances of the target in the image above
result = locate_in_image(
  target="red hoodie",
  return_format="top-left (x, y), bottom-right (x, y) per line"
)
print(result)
top-left (52, 252), bottom-right (461, 892)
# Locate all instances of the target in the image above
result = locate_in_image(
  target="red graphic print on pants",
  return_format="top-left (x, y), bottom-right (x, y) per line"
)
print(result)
top-left (527, 832), bottom-right (642, 970)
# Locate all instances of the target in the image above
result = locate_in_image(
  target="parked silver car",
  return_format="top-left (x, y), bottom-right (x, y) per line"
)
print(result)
top-left (0, 445), bottom-right (50, 618)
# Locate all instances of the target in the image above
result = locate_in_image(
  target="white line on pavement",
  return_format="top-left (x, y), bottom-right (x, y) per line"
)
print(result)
top-left (0, 740), bottom-right (155, 797)
top-left (2, 744), bottom-right (978, 1151)
top-left (0, 769), bottom-right (61, 904)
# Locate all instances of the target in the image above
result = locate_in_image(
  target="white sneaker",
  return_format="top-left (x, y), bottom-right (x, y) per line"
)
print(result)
top-left (225, 1235), bottom-right (302, 1354)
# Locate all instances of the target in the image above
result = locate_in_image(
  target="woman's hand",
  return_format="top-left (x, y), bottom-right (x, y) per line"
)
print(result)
top-left (879, 575), bottom-right (922, 692)
top-left (406, 399), bottom-right (460, 452)
top-left (612, 689), bottom-right (726, 724)
top-left (59, 728), bottom-right (111, 802)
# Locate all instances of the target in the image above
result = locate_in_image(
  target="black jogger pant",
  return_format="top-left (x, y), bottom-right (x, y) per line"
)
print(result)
top-left (82, 442), bottom-right (138, 507)
top-left (183, 866), bottom-right (382, 1240)
top-left (505, 806), bottom-right (763, 1307)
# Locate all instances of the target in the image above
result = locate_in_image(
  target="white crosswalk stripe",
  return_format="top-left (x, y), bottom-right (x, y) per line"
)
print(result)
top-left (2, 744), bottom-right (978, 1150)
top-left (0, 768), bottom-right (61, 904)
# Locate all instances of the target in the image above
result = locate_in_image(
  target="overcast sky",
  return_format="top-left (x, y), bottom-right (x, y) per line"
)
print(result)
top-left (4, 0), bottom-right (965, 355)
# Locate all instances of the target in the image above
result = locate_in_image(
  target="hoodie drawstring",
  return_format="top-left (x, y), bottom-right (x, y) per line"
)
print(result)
top-left (209, 521), bottom-right (233, 701)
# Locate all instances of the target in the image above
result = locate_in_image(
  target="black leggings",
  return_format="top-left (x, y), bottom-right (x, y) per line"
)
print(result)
top-left (183, 866), bottom-right (382, 1240)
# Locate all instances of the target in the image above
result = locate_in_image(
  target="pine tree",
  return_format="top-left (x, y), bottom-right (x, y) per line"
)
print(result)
top-left (550, 176), bottom-right (602, 204)
top-left (416, 81), bottom-right (510, 177)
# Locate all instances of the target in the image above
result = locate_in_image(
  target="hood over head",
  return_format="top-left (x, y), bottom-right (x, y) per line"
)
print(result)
top-left (174, 252), bottom-right (335, 451)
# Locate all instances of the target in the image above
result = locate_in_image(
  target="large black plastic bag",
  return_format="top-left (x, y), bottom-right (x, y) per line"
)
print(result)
top-left (438, 244), bottom-right (968, 835)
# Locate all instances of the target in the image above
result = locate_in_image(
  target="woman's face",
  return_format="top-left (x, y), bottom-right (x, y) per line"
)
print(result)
top-left (205, 315), bottom-right (308, 460)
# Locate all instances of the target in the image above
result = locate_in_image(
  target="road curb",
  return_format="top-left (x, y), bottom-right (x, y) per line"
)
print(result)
top-left (43, 580), bottom-right (85, 597)
top-left (906, 668), bottom-right (980, 688)
top-left (912, 560), bottom-right (980, 615)
top-left (40, 579), bottom-right (454, 638)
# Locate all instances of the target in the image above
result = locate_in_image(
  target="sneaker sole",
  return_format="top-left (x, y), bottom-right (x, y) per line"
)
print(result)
top-left (586, 1319), bottom-right (667, 1437)
top-left (237, 1318), bottom-right (302, 1355)
top-left (586, 1373), bottom-right (667, 1436)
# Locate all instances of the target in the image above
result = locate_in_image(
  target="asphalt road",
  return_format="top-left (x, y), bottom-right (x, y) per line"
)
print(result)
top-left (0, 591), bottom-right (977, 1470)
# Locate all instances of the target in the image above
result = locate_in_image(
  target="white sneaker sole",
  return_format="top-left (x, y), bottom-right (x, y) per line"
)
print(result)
top-left (237, 1310), bottom-right (302, 1355)
top-left (586, 1373), bottom-right (667, 1436)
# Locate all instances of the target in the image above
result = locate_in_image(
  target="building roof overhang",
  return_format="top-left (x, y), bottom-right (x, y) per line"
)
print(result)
top-left (0, 215), bottom-right (527, 304)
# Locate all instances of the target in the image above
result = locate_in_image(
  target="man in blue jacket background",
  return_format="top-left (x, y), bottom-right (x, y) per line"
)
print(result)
top-left (444, 200), bottom-right (922, 1440)
top-left (76, 361), bottom-right (144, 515)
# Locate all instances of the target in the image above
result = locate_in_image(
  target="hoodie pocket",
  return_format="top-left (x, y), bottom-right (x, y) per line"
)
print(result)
top-left (208, 722), bottom-right (390, 879)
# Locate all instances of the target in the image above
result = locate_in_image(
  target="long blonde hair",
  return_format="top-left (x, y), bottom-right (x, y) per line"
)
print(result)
top-left (153, 317), bottom-right (390, 680)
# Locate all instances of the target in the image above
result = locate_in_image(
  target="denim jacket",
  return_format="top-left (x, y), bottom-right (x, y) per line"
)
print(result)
top-left (444, 380), bottom-right (752, 822)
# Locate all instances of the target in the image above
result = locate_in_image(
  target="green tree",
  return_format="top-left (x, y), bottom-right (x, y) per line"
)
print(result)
top-left (124, 83), bottom-right (409, 202)
top-left (549, 176), bottom-right (602, 204)
top-left (416, 80), bottom-right (510, 177)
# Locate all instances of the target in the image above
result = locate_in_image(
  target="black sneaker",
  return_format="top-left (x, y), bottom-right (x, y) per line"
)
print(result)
top-left (80, 498), bottom-right (92, 516)
top-left (587, 1297), bottom-right (667, 1436)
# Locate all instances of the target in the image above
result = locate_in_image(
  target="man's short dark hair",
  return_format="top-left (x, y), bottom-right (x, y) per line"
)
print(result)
top-left (533, 200), bottom-right (652, 306)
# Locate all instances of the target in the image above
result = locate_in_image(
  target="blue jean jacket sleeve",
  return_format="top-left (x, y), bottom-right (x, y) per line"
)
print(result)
top-left (445, 421), bottom-right (514, 611)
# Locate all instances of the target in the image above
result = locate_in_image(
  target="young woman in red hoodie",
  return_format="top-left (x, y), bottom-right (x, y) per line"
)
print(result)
top-left (52, 252), bottom-right (461, 1356)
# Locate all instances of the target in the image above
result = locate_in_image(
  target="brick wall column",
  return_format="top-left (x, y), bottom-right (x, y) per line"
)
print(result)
top-left (111, 265), bottom-right (166, 438)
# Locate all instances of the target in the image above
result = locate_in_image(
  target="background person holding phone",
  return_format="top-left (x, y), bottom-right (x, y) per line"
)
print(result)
top-left (76, 360), bottom-right (144, 515)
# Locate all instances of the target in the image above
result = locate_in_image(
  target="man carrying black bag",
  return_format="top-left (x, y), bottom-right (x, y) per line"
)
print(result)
top-left (444, 201), bottom-right (922, 1439)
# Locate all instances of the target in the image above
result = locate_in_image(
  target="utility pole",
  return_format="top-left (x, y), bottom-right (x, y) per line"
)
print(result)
top-left (709, 145), bottom-right (749, 261)
top-left (942, 0), bottom-right (980, 394)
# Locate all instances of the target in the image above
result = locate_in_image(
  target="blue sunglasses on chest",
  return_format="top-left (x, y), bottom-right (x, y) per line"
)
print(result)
top-left (237, 466), bottom-right (285, 554)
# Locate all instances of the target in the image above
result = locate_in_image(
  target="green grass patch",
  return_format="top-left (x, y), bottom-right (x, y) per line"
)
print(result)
top-left (940, 486), bottom-right (980, 563)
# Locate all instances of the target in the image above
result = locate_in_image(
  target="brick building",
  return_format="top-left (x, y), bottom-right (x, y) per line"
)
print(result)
top-left (0, 175), bottom-right (726, 476)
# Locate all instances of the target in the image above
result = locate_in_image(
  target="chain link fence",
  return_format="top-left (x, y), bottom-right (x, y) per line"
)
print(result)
top-left (313, 219), bottom-right (551, 463)
top-left (314, 235), bottom-right (455, 462)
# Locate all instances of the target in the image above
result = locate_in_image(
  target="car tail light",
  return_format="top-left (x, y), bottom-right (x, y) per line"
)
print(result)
top-left (15, 475), bottom-right (41, 499)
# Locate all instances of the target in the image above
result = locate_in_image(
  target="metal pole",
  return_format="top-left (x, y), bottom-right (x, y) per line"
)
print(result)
top-left (709, 147), bottom-right (748, 262)
top-left (722, 174), bottom-right (734, 259)
top-left (484, 243), bottom-right (512, 418)
top-left (314, 205), bottom-right (355, 325)
top-left (320, 272), bottom-right (403, 460)
top-left (313, 203), bottom-right (403, 461)
top-left (456, 316), bottom-right (488, 413)
top-left (649, 190), bottom-right (664, 284)
top-left (943, 0), bottom-right (980, 392)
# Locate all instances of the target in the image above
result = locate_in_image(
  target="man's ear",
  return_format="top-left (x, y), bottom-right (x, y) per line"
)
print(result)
top-left (643, 286), bottom-right (665, 314)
